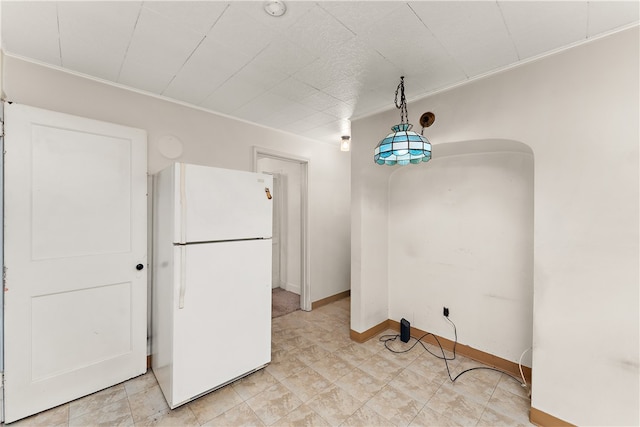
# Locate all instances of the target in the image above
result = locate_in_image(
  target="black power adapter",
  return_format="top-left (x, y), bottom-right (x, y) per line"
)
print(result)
top-left (400, 318), bottom-right (410, 343)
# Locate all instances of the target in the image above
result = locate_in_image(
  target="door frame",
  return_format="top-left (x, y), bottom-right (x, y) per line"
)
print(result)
top-left (269, 173), bottom-right (284, 290)
top-left (1, 101), bottom-right (5, 423)
top-left (253, 147), bottom-right (310, 312)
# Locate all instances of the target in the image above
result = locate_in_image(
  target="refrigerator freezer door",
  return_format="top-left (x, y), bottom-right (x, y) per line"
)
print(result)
top-left (169, 239), bottom-right (272, 407)
top-left (177, 164), bottom-right (273, 243)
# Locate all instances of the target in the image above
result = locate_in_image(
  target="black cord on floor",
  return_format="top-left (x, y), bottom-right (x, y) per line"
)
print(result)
top-left (380, 318), bottom-right (524, 386)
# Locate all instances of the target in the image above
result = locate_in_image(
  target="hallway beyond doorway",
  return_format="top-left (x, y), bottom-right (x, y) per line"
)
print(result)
top-left (272, 288), bottom-right (300, 318)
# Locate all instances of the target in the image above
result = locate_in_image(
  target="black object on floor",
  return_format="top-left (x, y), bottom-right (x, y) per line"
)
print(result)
top-left (400, 318), bottom-right (410, 343)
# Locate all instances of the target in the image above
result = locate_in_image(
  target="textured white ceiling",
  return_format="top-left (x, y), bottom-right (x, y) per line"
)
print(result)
top-left (2, 1), bottom-right (638, 144)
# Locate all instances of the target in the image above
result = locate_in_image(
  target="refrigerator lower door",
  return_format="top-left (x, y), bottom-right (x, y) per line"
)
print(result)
top-left (169, 239), bottom-right (271, 407)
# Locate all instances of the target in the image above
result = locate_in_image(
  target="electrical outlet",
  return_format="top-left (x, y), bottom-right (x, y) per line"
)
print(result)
top-left (443, 307), bottom-right (449, 317)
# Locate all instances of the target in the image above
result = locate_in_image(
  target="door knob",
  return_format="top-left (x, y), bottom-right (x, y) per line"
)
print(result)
top-left (136, 264), bottom-right (144, 271)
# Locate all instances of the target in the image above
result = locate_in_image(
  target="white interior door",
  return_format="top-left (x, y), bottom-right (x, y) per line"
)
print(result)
top-left (3, 103), bottom-right (147, 423)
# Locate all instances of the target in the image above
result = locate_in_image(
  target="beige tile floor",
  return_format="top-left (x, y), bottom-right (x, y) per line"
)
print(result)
top-left (7, 297), bottom-right (533, 426)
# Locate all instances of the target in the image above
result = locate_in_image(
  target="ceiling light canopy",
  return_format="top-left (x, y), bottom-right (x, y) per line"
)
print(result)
top-left (374, 77), bottom-right (432, 166)
top-left (264, 1), bottom-right (287, 17)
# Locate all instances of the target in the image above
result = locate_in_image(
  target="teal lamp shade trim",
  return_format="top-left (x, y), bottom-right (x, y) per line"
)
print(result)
top-left (374, 123), bottom-right (431, 166)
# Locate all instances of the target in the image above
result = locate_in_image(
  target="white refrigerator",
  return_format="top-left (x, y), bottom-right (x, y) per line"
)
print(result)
top-left (152, 162), bottom-right (272, 408)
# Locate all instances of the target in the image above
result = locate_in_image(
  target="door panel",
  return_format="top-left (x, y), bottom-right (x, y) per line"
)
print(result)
top-left (3, 103), bottom-right (147, 423)
top-left (31, 124), bottom-right (132, 259)
top-left (31, 282), bottom-right (132, 380)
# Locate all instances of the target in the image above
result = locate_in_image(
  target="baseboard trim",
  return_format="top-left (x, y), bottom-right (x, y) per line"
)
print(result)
top-left (530, 407), bottom-right (574, 427)
top-left (350, 319), bottom-right (391, 343)
top-left (284, 282), bottom-right (301, 295)
top-left (147, 355), bottom-right (152, 369)
top-left (311, 290), bottom-right (350, 310)
top-left (350, 319), bottom-right (531, 383)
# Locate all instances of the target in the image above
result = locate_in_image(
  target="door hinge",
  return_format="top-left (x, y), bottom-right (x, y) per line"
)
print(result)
top-left (0, 120), bottom-right (4, 137)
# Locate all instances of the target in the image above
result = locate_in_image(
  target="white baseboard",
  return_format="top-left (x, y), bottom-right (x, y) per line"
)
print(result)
top-left (284, 282), bottom-right (300, 295)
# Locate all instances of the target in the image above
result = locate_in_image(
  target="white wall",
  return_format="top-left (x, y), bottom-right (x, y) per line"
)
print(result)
top-left (350, 141), bottom-right (392, 332)
top-left (388, 145), bottom-right (534, 366)
top-left (1, 55), bottom-right (351, 305)
top-left (351, 27), bottom-right (639, 426)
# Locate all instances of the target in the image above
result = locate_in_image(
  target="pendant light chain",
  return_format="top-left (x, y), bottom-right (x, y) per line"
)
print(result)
top-left (374, 75), bottom-right (431, 166)
top-left (394, 76), bottom-right (408, 125)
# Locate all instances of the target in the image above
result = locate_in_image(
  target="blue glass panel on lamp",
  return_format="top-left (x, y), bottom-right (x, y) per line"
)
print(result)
top-left (373, 77), bottom-right (433, 166)
top-left (374, 123), bottom-right (431, 166)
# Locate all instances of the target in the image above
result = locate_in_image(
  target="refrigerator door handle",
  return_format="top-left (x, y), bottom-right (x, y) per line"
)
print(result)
top-left (179, 162), bottom-right (187, 244)
top-left (178, 245), bottom-right (186, 309)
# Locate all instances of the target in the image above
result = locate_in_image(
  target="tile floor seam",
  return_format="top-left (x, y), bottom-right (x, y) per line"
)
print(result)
top-left (245, 401), bottom-right (266, 427)
top-left (409, 400), bottom-right (430, 427)
top-left (334, 377), bottom-right (370, 406)
top-left (312, 405), bottom-right (335, 427)
top-left (186, 405), bottom-right (199, 426)
top-left (475, 404), bottom-right (490, 426)
top-left (397, 378), bottom-right (432, 427)
top-left (123, 395), bottom-right (135, 425)
top-left (69, 392), bottom-right (129, 421)
top-left (483, 372), bottom-right (502, 412)
top-left (421, 379), bottom-right (455, 424)
top-left (484, 381), bottom-right (532, 424)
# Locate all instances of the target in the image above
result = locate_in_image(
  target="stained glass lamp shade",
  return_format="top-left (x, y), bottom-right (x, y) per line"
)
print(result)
top-left (374, 123), bottom-right (431, 165)
top-left (374, 76), bottom-right (432, 166)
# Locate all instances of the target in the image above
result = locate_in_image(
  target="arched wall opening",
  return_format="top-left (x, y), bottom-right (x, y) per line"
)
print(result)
top-left (387, 139), bottom-right (534, 366)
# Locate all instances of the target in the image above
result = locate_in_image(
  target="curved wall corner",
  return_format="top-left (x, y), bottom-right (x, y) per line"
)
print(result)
top-left (387, 139), bottom-right (534, 364)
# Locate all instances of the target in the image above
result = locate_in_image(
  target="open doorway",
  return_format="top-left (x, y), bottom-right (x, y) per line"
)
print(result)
top-left (254, 147), bottom-right (310, 312)
top-left (267, 171), bottom-right (300, 317)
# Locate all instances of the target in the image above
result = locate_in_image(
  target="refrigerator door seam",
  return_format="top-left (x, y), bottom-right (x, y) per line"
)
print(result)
top-left (177, 238), bottom-right (270, 245)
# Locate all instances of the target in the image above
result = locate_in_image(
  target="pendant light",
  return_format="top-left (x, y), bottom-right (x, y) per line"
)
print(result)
top-left (374, 76), bottom-right (432, 166)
